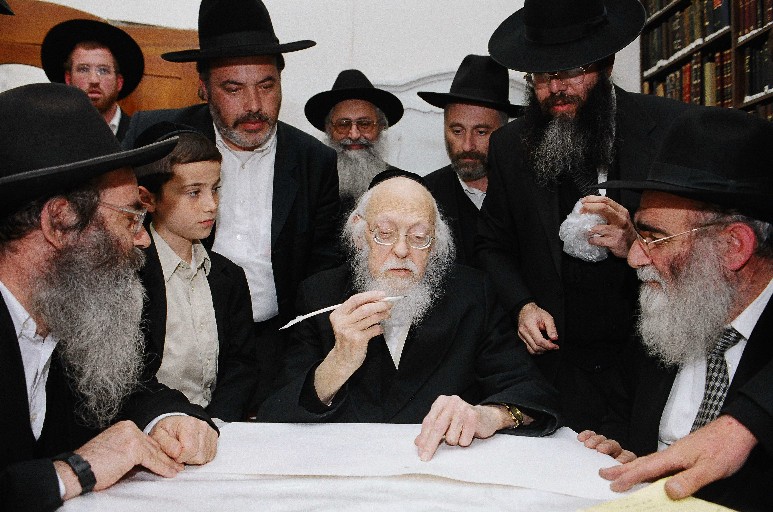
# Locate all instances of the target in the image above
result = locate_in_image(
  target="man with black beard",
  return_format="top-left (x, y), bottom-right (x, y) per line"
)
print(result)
top-left (258, 172), bottom-right (560, 461)
top-left (578, 107), bottom-right (773, 511)
top-left (0, 84), bottom-right (218, 512)
top-left (420, 55), bottom-right (523, 265)
top-left (477, 0), bottom-right (691, 434)
top-left (305, 69), bottom-right (404, 212)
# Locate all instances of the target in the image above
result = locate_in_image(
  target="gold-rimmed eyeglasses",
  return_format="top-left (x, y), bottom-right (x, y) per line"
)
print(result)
top-left (633, 224), bottom-right (716, 256)
top-left (331, 118), bottom-right (382, 135)
top-left (369, 225), bottom-right (434, 250)
top-left (99, 201), bottom-right (147, 234)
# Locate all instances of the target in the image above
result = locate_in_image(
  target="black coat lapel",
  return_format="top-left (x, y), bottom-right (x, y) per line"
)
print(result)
top-left (140, 241), bottom-right (168, 370)
top-left (271, 122), bottom-right (299, 247)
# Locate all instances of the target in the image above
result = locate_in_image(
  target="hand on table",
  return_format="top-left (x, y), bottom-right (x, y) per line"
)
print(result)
top-left (149, 415), bottom-right (218, 465)
top-left (414, 395), bottom-right (515, 461)
top-left (517, 302), bottom-right (558, 355)
top-left (577, 429), bottom-right (636, 463)
top-left (56, 420), bottom-right (183, 500)
top-left (598, 415), bottom-right (757, 499)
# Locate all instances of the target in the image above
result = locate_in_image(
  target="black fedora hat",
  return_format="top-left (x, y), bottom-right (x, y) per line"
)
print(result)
top-left (489, 0), bottom-right (646, 73)
top-left (41, 19), bottom-right (145, 100)
top-left (0, 0), bottom-right (13, 15)
top-left (417, 55), bottom-right (523, 117)
top-left (162, 0), bottom-right (315, 63)
top-left (0, 83), bottom-right (176, 216)
top-left (305, 69), bottom-right (404, 131)
top-left (602, 107), bottom-right (773, 223)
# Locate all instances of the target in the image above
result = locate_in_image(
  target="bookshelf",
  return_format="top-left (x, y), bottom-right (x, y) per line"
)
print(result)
top-left (640, 0), bottom-right (773, 120)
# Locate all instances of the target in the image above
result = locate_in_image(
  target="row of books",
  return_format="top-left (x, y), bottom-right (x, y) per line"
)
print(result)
top-left (738, 0), bottom-right (773, 36)
top-left (742, 41), bottom-right (773, 97)
top-left (642, 0), bottom-right (730, 70)
top-left (642, 50), bottom-right (733, 107)
top-left (752, 100), bottom-right (773, 120)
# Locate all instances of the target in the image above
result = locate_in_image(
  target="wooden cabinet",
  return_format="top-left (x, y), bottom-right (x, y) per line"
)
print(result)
top-left (640, 0), bottom-right (773, 120)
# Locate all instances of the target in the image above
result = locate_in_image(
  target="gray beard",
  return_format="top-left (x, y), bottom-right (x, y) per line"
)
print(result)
top-left (328, 135), bottom-right (389, 200)
top-left (533, 116), bottom-right (590, 188)
top-left (350, 244), bottom-right (450, 329)
top-left (636, 238), bottom-right (735, 368)
top-left (31, 221), bottom-right (147, 428)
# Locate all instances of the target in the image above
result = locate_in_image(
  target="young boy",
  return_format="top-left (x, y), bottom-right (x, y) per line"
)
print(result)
top-left (134, 122), bottom-right (257, 421)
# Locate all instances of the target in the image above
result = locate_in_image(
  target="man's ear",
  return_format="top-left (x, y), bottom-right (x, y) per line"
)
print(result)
top-left (138, 185), bottom-right (157, 213)
top-left (64, 71), bottom-right (72, 85)
top-left (722, 222), bottom-right (757, 271)
top-left (351, 214), bottom-right (366, 249)
top-left (40, 197), bottom-right (78, 250)
top-left (116, 73), bottom-right (124, 94)
top-left (198, 79), bottom-right (208, 102)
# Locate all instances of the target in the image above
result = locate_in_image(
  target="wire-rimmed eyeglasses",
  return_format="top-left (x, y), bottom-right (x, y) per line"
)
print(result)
top-left (331, 118), bottom-right (382, 135)
top-left (525, 66), bottom-right (588, 89)
top-left (99, 201), bottom-right (147, 234)
top-left (633, 224), bottom-right (716, 256)
top-left (369, 225), bottom-right (434, 250)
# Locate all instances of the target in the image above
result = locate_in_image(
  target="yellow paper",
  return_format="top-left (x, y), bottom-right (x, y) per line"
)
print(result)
top-left (581, 478), bottom-right (736, 511)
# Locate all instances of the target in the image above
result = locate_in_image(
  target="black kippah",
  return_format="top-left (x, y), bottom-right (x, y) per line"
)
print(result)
top-left (368, 169), bottom-right (429, 190)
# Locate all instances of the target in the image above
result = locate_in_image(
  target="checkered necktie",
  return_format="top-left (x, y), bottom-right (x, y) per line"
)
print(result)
top-left (690, 327), bottom-right (743, 431)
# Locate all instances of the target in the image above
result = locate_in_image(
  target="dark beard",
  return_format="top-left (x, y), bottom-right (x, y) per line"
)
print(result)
top-left (31, 219), bottom-right (147, 428)
top-left (522, 73), bottom-right (617, 194)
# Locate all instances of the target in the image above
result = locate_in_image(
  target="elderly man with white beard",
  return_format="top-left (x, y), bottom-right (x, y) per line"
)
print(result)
top-left (577, 107), bottom-right (773, 512)
top-left (0, 84), bottom-right (218, 512)
top-left (305, 69), bottom-right (404, 212)
top-left (258, 171), bottom-right (560, 461)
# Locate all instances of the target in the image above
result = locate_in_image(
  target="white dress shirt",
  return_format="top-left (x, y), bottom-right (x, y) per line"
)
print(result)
top-left (107, 106), bottom-right (122, 136)
top-left (211, 125), bottom-right (279, 322)
top-left (457, 177), bottom-right (486, 210)
top-left (658, 277), bottom-right (773, 450)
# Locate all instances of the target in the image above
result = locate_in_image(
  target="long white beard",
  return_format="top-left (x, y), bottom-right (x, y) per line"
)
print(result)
top-left (328, 135), bottom-right (389, 200)
top-left (636, 238), bottom-right (735, 368)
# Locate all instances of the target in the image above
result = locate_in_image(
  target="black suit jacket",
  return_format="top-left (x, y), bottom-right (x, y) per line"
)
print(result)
top-left (257, 264), bottom-right (561, 435)
top-left (609, 300), bottom-right (773, 511)
top-left (476, 88), bottom-right (691, 377)
top-left (0, 298), bottom-right (215, 512)
top-left (424, 165), bottom-right (479, 266)
top-left (140, 238), bottom-right (258, 421)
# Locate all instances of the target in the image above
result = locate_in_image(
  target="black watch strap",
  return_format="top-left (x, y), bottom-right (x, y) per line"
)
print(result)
top-left (53, 451), bottom-right (96, 494)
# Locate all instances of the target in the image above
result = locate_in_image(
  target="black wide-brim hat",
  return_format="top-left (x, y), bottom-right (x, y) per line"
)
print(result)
top-left (418, 54), bottom-right (523, 117)
top-left (489, 0), bottom-right (646, 72)
top-left (41, 19), bottom-right (145, 100)
top-left (602, 106), bottom-right (773, 223)
top-left (162, 0), bottom-right (315, 63)
top-left (0, 83), bottom-right (176, 217)
top-left (0, 0), bottom-right (13, 15)
top-left (305, 69), bottom-right (404, 131)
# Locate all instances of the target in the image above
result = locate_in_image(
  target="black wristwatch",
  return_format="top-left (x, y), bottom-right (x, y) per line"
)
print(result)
top-left (53, 451), bottom-right (96, 494)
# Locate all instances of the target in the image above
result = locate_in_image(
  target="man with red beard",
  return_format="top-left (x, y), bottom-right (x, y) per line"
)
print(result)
top-left (41, 19), bottom-right (144, 141)
top-left (0, 84), bottom-right (218, 511)
top-left (419, 55), bottom-right (523, 266)
top-left (258, 171), bottom-right (560, 461)
top-left (124, 0), bottom-right (341, 411)
top-left (477, 0), bottom-right (691, 435)
top-left (305, 69), bottom-right (404, 213)
top-left (578, 107), bottom-right (773, 511)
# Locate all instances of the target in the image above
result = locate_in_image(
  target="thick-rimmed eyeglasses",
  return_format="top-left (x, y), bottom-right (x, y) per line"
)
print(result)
top-left (525, 66), bottom-right (588, 89)
top-left (72, 64), bottom-right (116, 77)
top-left (331, 118), bottom-right (381, 135)
top-left (370, 226), bottom-right (434, 250)
top-left (99, 201), bottom-right (147, 234)
top-left (633, 224), bottom-right (716, 256)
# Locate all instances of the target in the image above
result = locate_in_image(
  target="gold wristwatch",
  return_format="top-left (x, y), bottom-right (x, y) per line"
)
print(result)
top-left (499, 403), bottom-right (524, 429)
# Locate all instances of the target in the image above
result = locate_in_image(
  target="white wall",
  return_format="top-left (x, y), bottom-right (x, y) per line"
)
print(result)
top-left (3, 0), bottom-right (641, 173)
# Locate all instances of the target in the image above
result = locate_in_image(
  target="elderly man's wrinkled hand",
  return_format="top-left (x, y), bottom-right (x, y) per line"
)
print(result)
top-left (414, 395), bottom-right (506, 462)
top-left (578, 429), bottom-right (636, 463)
top-left (517, 302), bottom-right (559, 354)
top-left (328, 290), bottom-right (392, 371)
top-left (150, 415), bottom-right (218, 465)
top-left (581, 195), bottom-right (636, 258)
top-left (598, 415), bottom-right (757, 499)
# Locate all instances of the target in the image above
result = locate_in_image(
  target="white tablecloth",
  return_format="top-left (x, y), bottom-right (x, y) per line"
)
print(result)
top-left (61, 423), bottom-right (628, 511)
